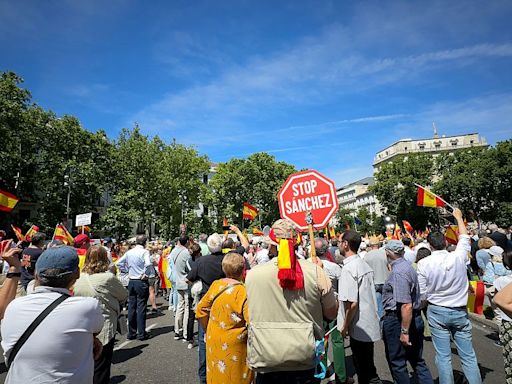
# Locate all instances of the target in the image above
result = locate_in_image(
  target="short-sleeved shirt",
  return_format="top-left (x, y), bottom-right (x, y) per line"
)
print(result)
top-left (20, 247), bottom-right (43, 288)
top-left (1, 286), bottom-right (104, 384)
top-left (382, 257), bottom-right (421, 312)
top-left (494, 275), bottom-right (512, 322)
top-left (186, 252), bottom-right (225, 296)
top-left (363, 248), bottom-right (390, 285)
top-left (338, 254), bottom-right (381, 342)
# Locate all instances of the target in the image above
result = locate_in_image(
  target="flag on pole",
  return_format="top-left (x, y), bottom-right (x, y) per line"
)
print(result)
top-left (242, 203), bottom-right (258, 220)
top-left (0, 190), bottom-right (19, 212)
top-left (53, 223), bottom-right (74, 245)
top-left (78, 225), bottom-right (91, 233)
top-left (11, 224), bottom-right (25, 242)
top-left (329, 226), bottom-right (336, 239)
top-left (416, 185), bottom-right (446, 208)
top-left (158, 248), bottom-right (172, 289)
top-left (252, 227), bottom-right (264, 236)
top-left (445, 225), bottom-right (459, 245)
top-left (24, 225), bottom-right (39, 242)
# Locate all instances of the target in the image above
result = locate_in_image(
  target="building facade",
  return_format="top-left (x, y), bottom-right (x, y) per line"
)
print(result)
top-left (373, 132), bottom-right (488, 169)
top-left (336, 177), bottom-right (382, 216)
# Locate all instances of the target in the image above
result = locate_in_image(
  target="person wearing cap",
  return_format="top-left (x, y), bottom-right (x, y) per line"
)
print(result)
top-left (364, 236), bottom-right (390, 319)
top-left (338, 230), bottom-right (382, 384)
top-left (1, 246), bottom-right (104, 384)
top-left (483, 245), bottom-right (510, 286)
top-left (75, 233), bottom-right (91, 256)
top-left (245, 219), bottom-right (338, 384)
top-left (417, 208), bottom-right (482, 384)
top-left (382, 240), bottom-right (433, 384)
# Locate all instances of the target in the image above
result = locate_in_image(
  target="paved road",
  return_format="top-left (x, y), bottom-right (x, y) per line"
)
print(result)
top-left (0, 297), bottom-right (505, 383)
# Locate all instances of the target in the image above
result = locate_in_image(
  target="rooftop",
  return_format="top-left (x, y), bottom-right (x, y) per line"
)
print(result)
top-left (337, 176), bottom-right (374, 192)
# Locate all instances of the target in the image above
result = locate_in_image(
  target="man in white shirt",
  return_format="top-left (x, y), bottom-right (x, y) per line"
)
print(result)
top-left (1, 246), bottom-right (104, 384)
top-left (417, 208), bottom-right (482, 384)
top-left (117, 234), bottom-right (151, 340)
top-left (338, 230), bottom-right (383, 384)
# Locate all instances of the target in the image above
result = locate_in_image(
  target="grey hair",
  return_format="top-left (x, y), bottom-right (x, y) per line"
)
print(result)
top-left (314, 237), bottom-right (329, 256)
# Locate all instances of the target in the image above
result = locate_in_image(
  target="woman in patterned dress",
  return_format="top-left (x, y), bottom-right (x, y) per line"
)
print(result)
top-left (196, 252), bottom-right (253, 384)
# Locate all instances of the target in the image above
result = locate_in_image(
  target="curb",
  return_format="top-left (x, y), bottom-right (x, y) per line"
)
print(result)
top-left (469, 312), bottom-right (499, 331)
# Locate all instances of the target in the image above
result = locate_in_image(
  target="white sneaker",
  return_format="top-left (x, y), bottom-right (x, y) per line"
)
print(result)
top-left (188, 342), bottom-right (194, 349)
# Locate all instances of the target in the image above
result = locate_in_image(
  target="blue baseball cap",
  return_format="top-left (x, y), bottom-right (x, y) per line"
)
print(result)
top-left (385, 240), bottom-right (405, 254)
top-left (36, 246), bottom-right (79, 277)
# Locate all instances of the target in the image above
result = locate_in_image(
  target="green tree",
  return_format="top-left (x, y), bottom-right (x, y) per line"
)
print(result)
top-left (207, 153), bottom-right (296, 229)
top-left (334, 207), bottom-right (354, 232)
top-left (372, 153), bottom-right (437, 230)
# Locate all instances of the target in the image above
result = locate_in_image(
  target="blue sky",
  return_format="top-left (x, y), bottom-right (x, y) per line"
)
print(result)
top-left (1, 0), bottom-right (511, 187)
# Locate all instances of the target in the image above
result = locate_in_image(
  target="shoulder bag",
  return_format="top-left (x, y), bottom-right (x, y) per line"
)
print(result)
top-left (7, 294), bottom-right (68, 369)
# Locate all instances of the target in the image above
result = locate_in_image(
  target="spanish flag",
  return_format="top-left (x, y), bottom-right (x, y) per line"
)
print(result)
top-left (25, 225), bottom-right (39, 242)
top-left (467, 280), bottom-right (485, 315)
top-left (392, 223), bottom-right (401, 240)
top-left (445, 225), bottom-right (459, 245)
top-left (0, 190), bottom-right (19, 212)
top-left (252, 227), bottom-right (264, 236)
top-left (329, 226), bottom-right (336, 239)
top-left (417, 185), bottom-right (446, 208)
top-left (53, 223), bottom-right (74, 245)
top-left (242, 203), bottom-right (258, 220)
top-left (158, 249), bottom-right (172, 289)
top-left (11, 224), bottom-right (25, 242)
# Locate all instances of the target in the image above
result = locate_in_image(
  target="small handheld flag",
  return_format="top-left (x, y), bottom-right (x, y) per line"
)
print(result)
top-left (243, 203), bottom-right (258, 220)
top-left (53, 223), bottom-right (74, 245)
top-left (415, 184), bottom-right (454, 210)
top-left (252, 227), bottom-right (264, 236)
top-left (25, 225), bottom-right (39, 242)
top-left (0, 190), bottom-right (19, 212)
top-left (445, 225), bottom-right (459, 245)
top-left (11, 224), bottom-right (25, 242)
top-left (402, 220), bottom-right (413, 234)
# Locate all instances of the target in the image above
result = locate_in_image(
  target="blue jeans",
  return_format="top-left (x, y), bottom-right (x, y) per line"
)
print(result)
top-left (127, 279), bottom-right (149, 338)
top-left (198, 323), bottom-right (206, 383)
top-left (427, 304), bottom-right (482, 384)
top-left (382, 312), bottom-right (433, 384)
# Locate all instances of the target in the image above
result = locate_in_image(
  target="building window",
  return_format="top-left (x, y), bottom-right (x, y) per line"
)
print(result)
top-left (470, 140), bottom-right (474, 145)
top-left (419, 144), bottom-right (425, 151)
top-left (404, 146), bottom-right (407, 151)
top-left (451, 141), bottom-right (457, 146)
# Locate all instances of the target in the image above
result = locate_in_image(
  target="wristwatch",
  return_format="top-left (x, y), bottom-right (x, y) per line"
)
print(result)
top-left (400, 327), bottom-right (409, 335)
top-left (6, 272), bottom-right (21, 278)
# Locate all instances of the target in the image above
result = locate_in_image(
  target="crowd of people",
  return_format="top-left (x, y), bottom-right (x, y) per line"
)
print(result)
top-left (0, 209), bottom-right (511, 384)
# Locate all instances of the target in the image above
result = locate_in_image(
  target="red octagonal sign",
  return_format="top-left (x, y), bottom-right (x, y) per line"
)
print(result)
top-left (278, 169), bottom-right (339, 231)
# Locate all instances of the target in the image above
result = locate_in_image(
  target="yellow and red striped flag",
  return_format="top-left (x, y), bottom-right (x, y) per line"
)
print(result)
top-left (242, 202), bottom-right (258, 220)
top-left (53, 223), bottom-right (74, 245)
top-left (467, 280), bottom-right (485, 315)
top-left (252, 227), bottom-right (264, 236)
top-left (329, 226), bottom-right (336, 239)
top-left (417, 185), bottom-right (446, 208)
top-left (25, 225), bottom-right (39, 242)
top-left (0, 190), bottom-right (19, 212)
top-left (392, 223), bottom-right (401, 240)
top-left (11, 224), bottom-right (25, 242)
top-left (445, 225), bottom-right (459, 245)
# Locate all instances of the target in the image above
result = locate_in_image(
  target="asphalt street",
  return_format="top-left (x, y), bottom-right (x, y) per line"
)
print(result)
top-left (0, 297), bottom-right (505, 383)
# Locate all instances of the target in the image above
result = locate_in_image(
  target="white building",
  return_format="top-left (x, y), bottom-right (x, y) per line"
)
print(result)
top-left (336, 177), bottom-right (382, 215)
top-left (373, 130), bottom-right (488, 169)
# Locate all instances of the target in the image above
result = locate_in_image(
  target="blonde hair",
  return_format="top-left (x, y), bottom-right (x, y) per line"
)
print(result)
top-left (82, 245), bottom-right (110, 274)
top-left (478, 237), bottom-right (495, 250)
top-left (222, 252), bottom-right (245, 279)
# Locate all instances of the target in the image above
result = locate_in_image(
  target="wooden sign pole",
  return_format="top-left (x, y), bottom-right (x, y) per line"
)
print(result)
top-left (306, 211), bottom-right (316, 261)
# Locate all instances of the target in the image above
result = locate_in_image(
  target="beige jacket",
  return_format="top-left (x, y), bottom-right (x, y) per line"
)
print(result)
top-left (245, 259), bottom-right (334, 373)
top-left (74, 271), bottom-right (128, 345)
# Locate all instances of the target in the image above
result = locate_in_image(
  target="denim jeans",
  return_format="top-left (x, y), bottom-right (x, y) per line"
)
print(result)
top-left (382, 312), bottom-right (433, 384)
top-left (375, 284), bottom-right (384, 319)
top-left (127, 279), bottom-right (149, 339)
top-left (198, 323), bottom-right (206, 383)
top-left (427, 304), bottom-right (482, 384)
